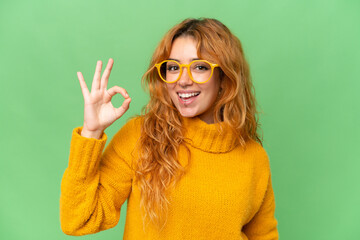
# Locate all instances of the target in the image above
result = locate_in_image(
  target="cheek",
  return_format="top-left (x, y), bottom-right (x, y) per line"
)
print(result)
top-left (201, 82), bottom-right (220, 100)
top-left (166, 83), bottom-right (176, 90)
top-left (166, 83), bottom-right (178, 100)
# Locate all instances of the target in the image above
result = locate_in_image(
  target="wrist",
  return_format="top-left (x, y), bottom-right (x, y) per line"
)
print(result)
top-left (81, 127), bottom-right (104, 139)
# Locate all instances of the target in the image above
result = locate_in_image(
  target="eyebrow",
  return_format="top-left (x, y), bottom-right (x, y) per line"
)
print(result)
top-left (167, 58), bottom-right (200, 62)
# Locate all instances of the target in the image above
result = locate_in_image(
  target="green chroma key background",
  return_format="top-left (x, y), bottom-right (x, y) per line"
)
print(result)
top-left (0, 0), bottom-right (359, 239)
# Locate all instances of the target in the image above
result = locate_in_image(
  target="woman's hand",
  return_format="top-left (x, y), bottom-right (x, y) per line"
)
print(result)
top-left (77, 58), bottom-right (131, 139)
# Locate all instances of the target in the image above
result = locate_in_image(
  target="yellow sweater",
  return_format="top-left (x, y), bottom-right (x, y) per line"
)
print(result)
top-left (60, 116), bottom-right (279, 239)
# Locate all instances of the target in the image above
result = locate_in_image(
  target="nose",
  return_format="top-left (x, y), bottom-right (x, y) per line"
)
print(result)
top-left (177, 66), bottom-right (193, 87)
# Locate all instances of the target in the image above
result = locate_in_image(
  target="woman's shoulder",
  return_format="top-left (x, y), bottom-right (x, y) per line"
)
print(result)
top-left (242, 138), bottom-right (271, 170)
top-left (246, 138), bottom-right (268, 155)
top-left (107, 115), bottom-right (143, 151)
top-left (123, 115), bottom-right (144, 130)
top-left (112, 115), bottom-right (144, 141)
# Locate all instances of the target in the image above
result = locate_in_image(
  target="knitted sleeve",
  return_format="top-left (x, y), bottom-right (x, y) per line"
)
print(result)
top-left (242, 173), bottom-right (279, 240)
top-left (59, 118), bottom-right (139, 236)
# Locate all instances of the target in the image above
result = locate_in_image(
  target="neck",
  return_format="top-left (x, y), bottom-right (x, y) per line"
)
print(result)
top-left (196, 108), bottom-right (215, 124)
top-left (198, 115), bottom-right (214, 124)
top-left (181, 116), bottom-right (239, 153)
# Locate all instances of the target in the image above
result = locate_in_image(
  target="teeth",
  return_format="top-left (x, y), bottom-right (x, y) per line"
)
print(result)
top-left (178, 92), bottom-right (200, 98)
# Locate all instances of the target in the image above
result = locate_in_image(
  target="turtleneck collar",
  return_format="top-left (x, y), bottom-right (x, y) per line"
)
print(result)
top-left (181, 116), bottom-right (239, 153)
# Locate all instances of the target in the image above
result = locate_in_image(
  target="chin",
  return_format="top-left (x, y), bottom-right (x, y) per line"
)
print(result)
top-left (177, 107), bottom-right (200, 118)
top-left (179, 113), bottom-right (197, 118)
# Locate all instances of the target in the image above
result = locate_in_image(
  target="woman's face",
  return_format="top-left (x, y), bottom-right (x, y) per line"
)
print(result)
top-left (165, 36), bottom-right (222, 124)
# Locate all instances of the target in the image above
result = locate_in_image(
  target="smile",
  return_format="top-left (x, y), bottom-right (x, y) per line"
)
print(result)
top-left (177, 92), bottom-right (200, 99)
top-left (177, 91), bottom-right (200, 105)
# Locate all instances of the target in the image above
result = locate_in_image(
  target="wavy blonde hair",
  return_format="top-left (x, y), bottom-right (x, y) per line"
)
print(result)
top-left (133, 17), bottom-right (263, 232)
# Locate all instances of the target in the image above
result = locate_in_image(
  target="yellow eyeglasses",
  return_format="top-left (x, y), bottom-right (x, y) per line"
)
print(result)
top-left (154, 59), bottom-right (219, 84)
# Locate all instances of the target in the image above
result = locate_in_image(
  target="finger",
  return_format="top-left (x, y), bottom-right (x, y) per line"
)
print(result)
top-left (100, 58), bottom-right (114, 90)
top-left (114, 97), bottom-right (131, 119)
top-left (77, 72), bottom-right (90, 101)
top-left (91, 60), bottom-right (102, 92)
top-left (105, 85), bottom-right (129, 102)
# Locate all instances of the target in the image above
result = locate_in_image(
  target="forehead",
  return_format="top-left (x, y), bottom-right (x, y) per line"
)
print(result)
top-left (168, 36), bottom-right (198, 62)
top-left (168, 35), bottom-right (216, 63)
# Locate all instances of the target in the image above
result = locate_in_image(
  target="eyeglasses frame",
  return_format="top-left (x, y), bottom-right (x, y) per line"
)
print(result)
top-left (154, 59), bottom-right (219, 84)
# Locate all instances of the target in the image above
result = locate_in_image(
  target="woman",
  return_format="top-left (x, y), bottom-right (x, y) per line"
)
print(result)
top-left (60, 18), bottom-right (279, 239)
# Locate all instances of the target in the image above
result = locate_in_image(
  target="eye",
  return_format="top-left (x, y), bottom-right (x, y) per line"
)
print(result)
top-left (197, 65), bottom-right (209, 70)
top-left (193, 64), bottom-right (209, 71)
top-left (167, 64), bottom-right (179, 71)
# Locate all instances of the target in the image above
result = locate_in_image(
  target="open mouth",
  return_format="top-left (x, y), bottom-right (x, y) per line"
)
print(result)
top-left (177, 92), bottom-right (200, 99)
top-left (177, 92), bottom-right (200, 104)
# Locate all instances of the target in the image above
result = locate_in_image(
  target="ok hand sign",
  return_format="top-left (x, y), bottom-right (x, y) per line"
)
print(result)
top-left (77, 58), bottom-right (131, 139)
